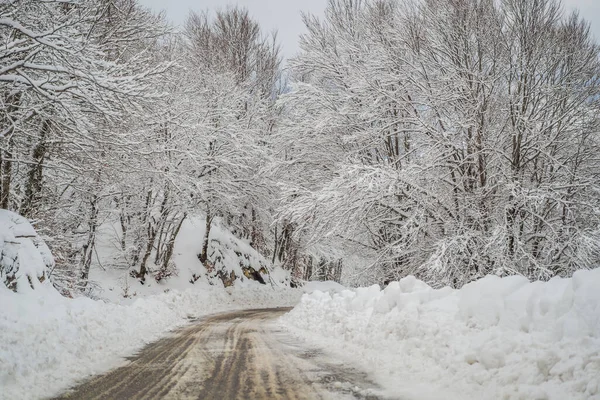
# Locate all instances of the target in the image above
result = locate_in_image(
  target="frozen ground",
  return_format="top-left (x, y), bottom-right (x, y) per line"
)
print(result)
top-left (280, 270), bottom-right (600, 400)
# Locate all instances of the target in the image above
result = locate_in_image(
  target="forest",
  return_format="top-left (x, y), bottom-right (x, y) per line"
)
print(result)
top-left (1, 0), bottom-right (600, 292)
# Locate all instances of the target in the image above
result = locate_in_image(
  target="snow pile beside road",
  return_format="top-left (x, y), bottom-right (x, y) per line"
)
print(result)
top-left (280, 270), bottom-right (600, 400)
top-left (0, 282), bottom-right (302, 400)
top-left (302, 280), bottom-right (346, 293)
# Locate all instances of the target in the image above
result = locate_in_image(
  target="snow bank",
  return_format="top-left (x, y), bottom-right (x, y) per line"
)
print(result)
top-left (280, 270), bottom-right (600, 400)
top-left (0, 210), bottom-right (53, 292)
top-left (0, 283), bottom-right (302, 400)
top-left (302, 280), bottom-right (346, 293)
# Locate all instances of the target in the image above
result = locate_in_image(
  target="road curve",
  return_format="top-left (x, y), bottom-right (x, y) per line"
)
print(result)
top-left (54, 307), bottom-right (383, 400)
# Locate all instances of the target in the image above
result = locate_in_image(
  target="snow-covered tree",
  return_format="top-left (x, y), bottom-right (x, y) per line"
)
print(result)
top-left (0, 0), bottom-right (171, 290)
top-left (277, 0), bottom-right (600, 287)
top-left (182, 7), bottom-right (282, 267)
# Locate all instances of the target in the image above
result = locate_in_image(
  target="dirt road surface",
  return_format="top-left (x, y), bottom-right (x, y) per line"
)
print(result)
top-left (54, 308), bottom-right (384, 400)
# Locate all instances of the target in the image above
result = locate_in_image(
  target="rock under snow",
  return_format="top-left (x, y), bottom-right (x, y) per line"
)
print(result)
top-left (0, 210), bottom-right (54, 292)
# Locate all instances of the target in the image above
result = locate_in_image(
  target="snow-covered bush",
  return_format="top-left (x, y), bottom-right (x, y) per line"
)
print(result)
top-left (0, 210), bottom-right (54, 292)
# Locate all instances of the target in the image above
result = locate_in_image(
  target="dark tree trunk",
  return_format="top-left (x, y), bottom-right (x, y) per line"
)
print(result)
top-left (80, 195), bottom-right (99, 286)
top-left (22, 119), bottom-right (50, 217)
top-left (131, 188), bottom-right (154, 267)
top-left (198, 213), bottom-right (213, 264)
top-left (138, 225), bottom-right (157, 281)
top-left (154, 218), bottom-right (169, 265)
top-left (0, 93), bottom-right (21, 210)
top-left (119, 202), bottom-right (128, 252)
top-left (271, 224), bottom-right (278, 265)
top-left (162, 213), bottom-right (187, 269)
top-left (1, 136), bottom-right (13, 209)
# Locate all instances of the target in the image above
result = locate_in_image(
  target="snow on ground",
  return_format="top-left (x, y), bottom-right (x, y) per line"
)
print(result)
top-left (280, 270), bottom-right (600, 400)
top-left (1, 212), bottom-right (304, 400)
top-left (0, 280), bottom-right (302, 400)
top-left (302, 280), bottom-right (346, 293)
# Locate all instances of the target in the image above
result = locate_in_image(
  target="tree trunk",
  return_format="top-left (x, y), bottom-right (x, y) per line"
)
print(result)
top-left (119, 198), bottom-right (128, 252)
top-left (162, 213), bottom-right (187, 269)
top-left (0, 92), bottom-right (20, 210)
top-left (198, 213), bottom-right (213, 264)
top-left (250, 207), bottom-right (259, 249)
top-left (271, 224), bottom-right (278, 264)
top-left (138, 223), bottom-right (157, 281)
top-left (21, 119), bottom-right (50, 217)
top-left (80, 194), bottom-right (99, 286)
top-left (131, 188), bottom-right (153, 267)
top-left (152, 186), bottom-right (171, 265)
top-left (1, 136), bottom-right (13, 209)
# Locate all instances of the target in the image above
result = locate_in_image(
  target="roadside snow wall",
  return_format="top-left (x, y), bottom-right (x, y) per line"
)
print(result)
top-left (280, 269), bottom-right (600, 400)
top-left (0, 210), bottom-right (54, 292)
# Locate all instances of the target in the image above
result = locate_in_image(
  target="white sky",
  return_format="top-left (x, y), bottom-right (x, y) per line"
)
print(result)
top-left (139, 0), bottom-right (600, 62)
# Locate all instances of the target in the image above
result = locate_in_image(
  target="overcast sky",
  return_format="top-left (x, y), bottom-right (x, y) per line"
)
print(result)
top-left (139, 0), bottom-right (600, 63)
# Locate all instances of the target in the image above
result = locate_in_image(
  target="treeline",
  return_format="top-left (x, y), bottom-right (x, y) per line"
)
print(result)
top-left (1, 0), bottom-right (599, 292)
top-left (0, 0), bottom-right (299, 292)
top-left (278, 0), bottom-right (600, 287)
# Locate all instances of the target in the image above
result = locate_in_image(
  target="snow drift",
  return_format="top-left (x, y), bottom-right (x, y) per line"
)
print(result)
top-left (280, 270), bottom-right (600, 400)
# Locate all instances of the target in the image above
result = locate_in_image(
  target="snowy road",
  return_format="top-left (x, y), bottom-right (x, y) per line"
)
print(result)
top-left (54, 307), bottom-right (384, 400)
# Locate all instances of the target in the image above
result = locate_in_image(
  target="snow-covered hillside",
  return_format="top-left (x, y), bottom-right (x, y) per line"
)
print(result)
top-left (89, 215), bottom-right (291, 303)
top-left (280, 270), bottom-right (600, 400)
